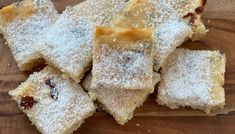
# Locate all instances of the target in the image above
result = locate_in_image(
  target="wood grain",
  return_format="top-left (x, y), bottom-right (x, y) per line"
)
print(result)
top-left (0, 0), bottom-right (235, 134)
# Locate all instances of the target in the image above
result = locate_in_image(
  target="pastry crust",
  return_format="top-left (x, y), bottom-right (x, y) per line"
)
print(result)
top-left (157, 49), bottom-right (226, 113)
top-left (9, 66), bottom-right (96, 134)
top-left (92, 27), bottom-right (154, 91)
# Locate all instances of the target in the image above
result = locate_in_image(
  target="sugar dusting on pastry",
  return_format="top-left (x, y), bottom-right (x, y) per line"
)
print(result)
top-left (39, 7), bottom-right (94, 82)
top-left (158, 49), bottom-right (226, 113)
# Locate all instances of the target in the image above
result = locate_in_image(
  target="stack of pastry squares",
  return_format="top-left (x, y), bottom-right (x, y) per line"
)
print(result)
top-left (0, 0), bottom-right (227, 133)
top-left (90, 27), bottom-right (158, 125)
top-left (113, 0), bottom-right (202, 70)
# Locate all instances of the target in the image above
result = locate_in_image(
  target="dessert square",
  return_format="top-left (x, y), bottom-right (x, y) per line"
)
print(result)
top-left (73, 0), bottom-right (129, 26)
top-left (113, 0), bottom-right (193, 70)
top-left (81, 72), bottom-right (160, 125)
top-left (38, 7), bottom-right (94, 82)
top-left (0, 0), bottom-right (58, 71)
top-left (154, 0), bottom-right (207, 40)
top-left (92, 27), bottom-right (154, 91)
top-left (9, 66), bottom-right (96, 134)
top-left (157, 49), bottom-right (226, 113)
top-left (153, 17), bottom-right (193, 70)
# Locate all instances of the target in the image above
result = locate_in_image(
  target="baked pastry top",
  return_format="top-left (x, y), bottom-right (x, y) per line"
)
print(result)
top-left (9, 66), bottom-right (96, 134)
top-left (113, 0), bottom-right (193, 70)
top-left (73, 0), bottom-right (129, 26)
top-left (0, 0), bottom-right (58, 71)
top-left (92, 27), bottom-right (154, 91)
top-left (154, 0), bottom-right (207, 40)
top-left (38, 7), bottom-right (94, 82)
top-left (81, 72), bottom-right (160, 125)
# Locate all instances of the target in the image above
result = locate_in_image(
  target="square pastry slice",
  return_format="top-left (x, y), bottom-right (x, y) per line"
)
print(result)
top-left (0, 0), bottom-right (58, 71)
top-left (113, 0), bottom-right (193, 70)
top-left (157, 49), bottom-right (226, 113)
top-left (154, 0), bottom-right (207, 40)
top-left (39, 7), bottom-right (94, 82)
top-left (92, 27), bottom-right (154, 91)
top-left (9, 66), bottom-right (96, 134)
top-left (73, 0), bottom-right (129, 26)
top-left (81, 72), bottom-right (160, 125)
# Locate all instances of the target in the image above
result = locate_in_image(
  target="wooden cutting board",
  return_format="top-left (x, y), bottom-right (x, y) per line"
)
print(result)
top-left (0, 0), bottom-right (235, 134)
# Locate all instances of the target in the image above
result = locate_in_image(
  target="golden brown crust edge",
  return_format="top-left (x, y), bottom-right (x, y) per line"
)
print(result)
top-left (0, 0), bottom-right (36, 28)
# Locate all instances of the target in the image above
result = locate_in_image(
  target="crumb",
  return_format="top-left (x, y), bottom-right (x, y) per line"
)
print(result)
top-left (207, 19), bottom-right (211, 24)
top-left (147, 129), bottom-right (151, 133)
top-left (95, 106), bottom-right (102, 112)
top-left (136, 123), bottom-right (140, 126)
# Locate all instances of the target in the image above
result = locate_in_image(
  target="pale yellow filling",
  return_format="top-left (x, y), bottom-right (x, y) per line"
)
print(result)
top-left (113, 0), bottom-right (155, 28)
top-left (210, 53), bottom-right (226, 104)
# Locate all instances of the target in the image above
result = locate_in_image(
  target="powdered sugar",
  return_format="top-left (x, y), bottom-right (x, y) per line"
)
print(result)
top-left (153, 16), bottom-right (193, 70)
top-left (82, 72), bottom-right (160, 125)
top-left (74, 0), bottom-right (129, 26)
top-left (153, 0), bottom-right (202, 17)
top-left (95, 86), bottom-right (151, 125)
top-left (114, 0), bottom-right (193, 70)
top-left (2, 0), bottom-right (58, 70)
top-left (92, 44), bottom-right (153, 90)
top-left (147, 2), bottom-right (193, 70)
top-left (157, 49), bottom-right (225, 112)
top-left (152, 0), bottom-right (207, 40)
top-left (9, 67), bottom-right (95, 134)
top-left (39, 7), bottom-right (94, 82)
